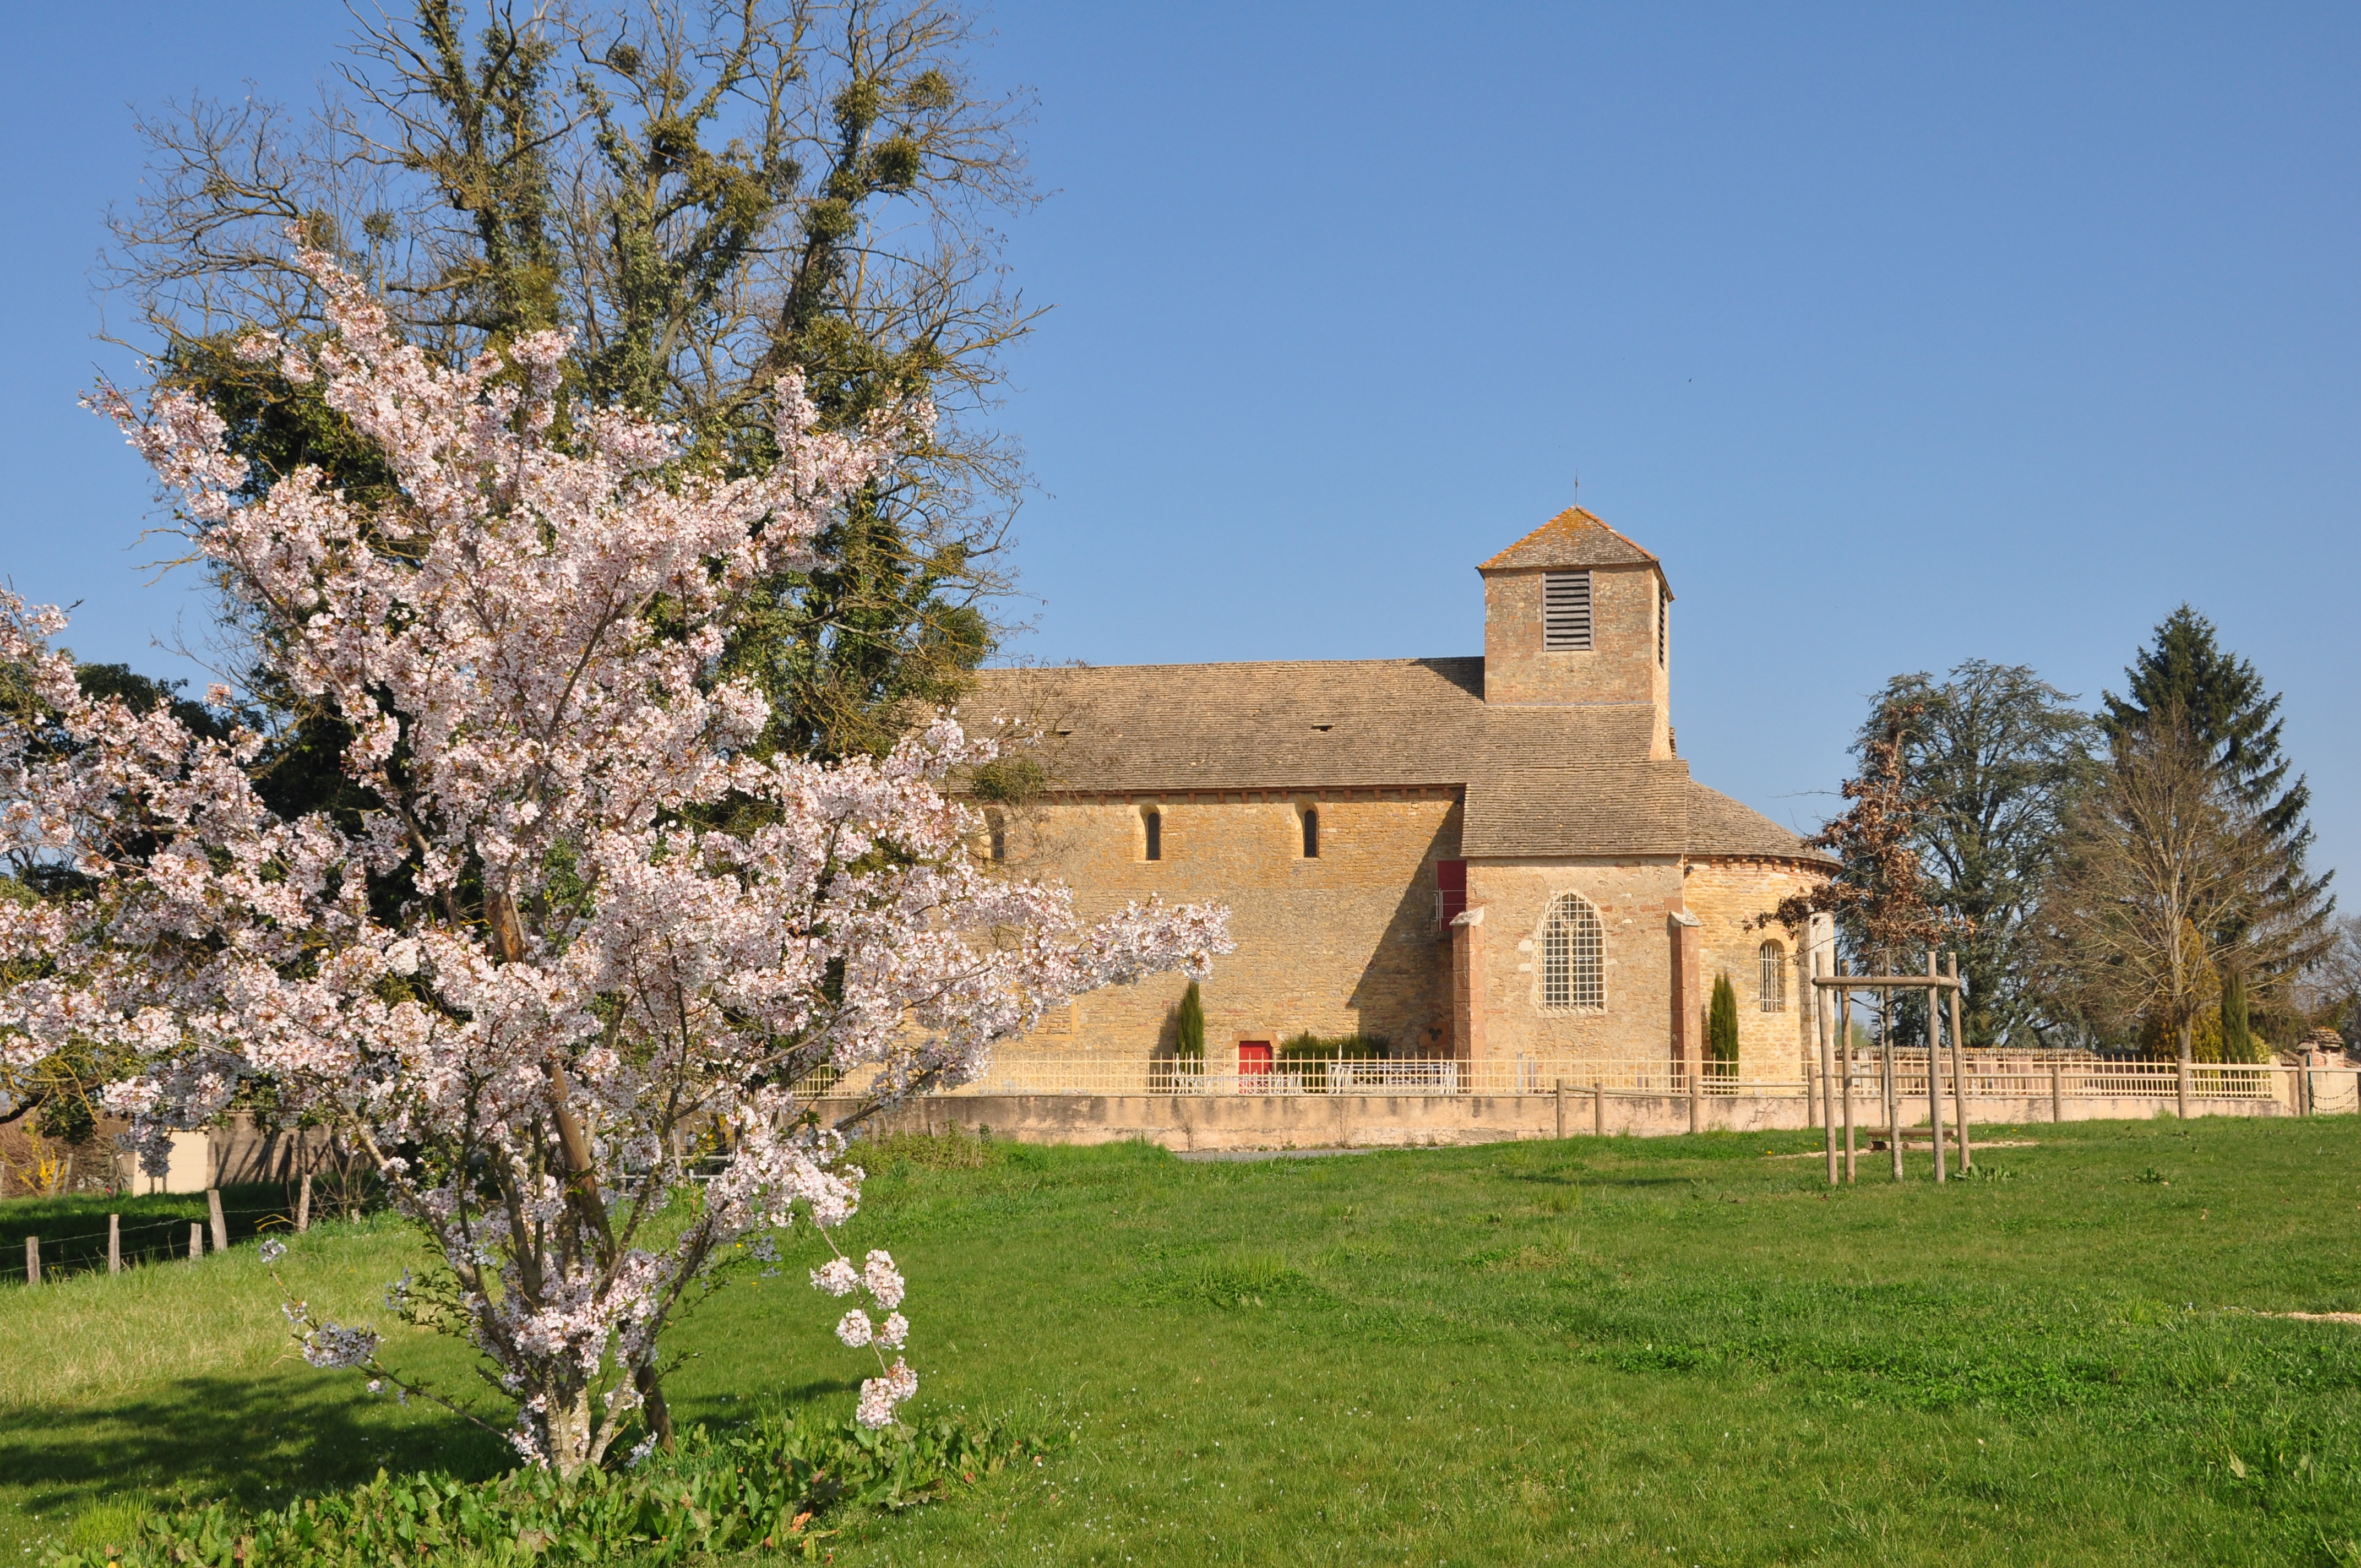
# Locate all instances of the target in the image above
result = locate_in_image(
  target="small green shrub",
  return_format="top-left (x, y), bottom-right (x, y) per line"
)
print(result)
top-left (1707, 974), bottom-right (1739, 1074)
top-left (1275, 1032), bottom-right (1388, 1063)
top-left (1277, 1032), bottom-right (1388, 1092)
top-left (1174, 981), bottom-right (1205, 1064)
top-left (2220, 968), bottom-right (2263, 1064)
top-left (48, 1411), bottom-right (1035, 1567)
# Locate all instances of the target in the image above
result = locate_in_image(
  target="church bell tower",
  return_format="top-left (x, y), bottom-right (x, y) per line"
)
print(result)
top-left (1477, 508), bottom-right (1674, 759)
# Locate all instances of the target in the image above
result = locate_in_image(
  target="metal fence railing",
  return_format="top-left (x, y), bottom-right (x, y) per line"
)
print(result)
top-left (793, 1053), bottom-right (2331, 1104)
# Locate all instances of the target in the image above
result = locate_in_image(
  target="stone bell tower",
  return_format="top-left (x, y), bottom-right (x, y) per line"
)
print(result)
top-left (1477, 507), bottom-right (1674, 758)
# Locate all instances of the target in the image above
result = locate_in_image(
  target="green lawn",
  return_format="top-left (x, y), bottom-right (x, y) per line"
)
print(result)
top-left (9, 1115), bottom-right (2361, 1565)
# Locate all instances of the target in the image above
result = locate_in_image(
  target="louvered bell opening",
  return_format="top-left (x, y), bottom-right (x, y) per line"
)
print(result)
top-left (1543, 571), bottom-right (1592, 650)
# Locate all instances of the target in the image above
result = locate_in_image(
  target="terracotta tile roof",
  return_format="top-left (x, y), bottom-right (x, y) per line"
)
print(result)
top-left (1477, 507), bottom-right (1664, 578)
top-left (962, 659), bottom-right (1827, 865)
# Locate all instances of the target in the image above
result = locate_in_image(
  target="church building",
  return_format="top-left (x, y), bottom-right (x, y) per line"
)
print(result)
top-left (962, 509), bottom-right (1834, 1088)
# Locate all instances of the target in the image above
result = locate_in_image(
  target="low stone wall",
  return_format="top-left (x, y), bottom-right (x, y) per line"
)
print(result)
top-left (823, 1088), bottom-right (2295, 1153)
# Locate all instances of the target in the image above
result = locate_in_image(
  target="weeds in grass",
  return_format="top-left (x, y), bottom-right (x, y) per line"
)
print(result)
top-left (49, 1411), bottom-right (1038, 1566)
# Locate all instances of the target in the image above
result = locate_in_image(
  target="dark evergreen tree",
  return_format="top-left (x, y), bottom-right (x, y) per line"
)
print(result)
top-left (2103, 607), bottom-right (2335, 1026)
top-left (1708, 973), bottom-right (1740, 1074)
top-left (1173, 981), bottom-right (1205, 1064)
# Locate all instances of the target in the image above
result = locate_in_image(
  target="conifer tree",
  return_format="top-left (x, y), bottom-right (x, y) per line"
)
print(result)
top-left (1707, 973), bottom-right (1740, 1075)
top-left (2102, 607), bottom-right (2334, 1025)
top-left (2220, 966), bottom-right (2260, 1064)
top-left (1173, 981), bottom-right (1206, 1065)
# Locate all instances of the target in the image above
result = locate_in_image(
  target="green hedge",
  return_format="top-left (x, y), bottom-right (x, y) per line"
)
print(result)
top-left (1277, 1033), bottom-right (1389, 1091)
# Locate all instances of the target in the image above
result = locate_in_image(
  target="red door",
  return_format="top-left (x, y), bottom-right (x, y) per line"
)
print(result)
top-left (1238, 1041), bottom-right (1272, 1091)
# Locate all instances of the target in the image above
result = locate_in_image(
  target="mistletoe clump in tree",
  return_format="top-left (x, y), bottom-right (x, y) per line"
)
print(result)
top-left (0, 244), bottom-right (1226, 1476)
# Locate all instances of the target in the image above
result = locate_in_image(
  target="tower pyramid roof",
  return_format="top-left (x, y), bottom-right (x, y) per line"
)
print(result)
top-left (1478, 507), bottom-right (1663, 577)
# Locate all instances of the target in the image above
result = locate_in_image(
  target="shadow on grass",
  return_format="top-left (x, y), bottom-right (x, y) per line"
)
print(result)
top-left (0, 1368), bottom-right (514, 1520)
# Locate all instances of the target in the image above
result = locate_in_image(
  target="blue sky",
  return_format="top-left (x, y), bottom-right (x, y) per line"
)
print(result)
top-left (3, 4), bottom-right (2354, 877)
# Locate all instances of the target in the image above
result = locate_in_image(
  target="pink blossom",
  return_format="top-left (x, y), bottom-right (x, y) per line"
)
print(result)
top-left (0, 239), bottom-right (1232, 1476)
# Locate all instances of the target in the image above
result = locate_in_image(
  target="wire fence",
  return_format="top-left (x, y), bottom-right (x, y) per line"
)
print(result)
top-left (2, 1189), bottom-right (307, 1288)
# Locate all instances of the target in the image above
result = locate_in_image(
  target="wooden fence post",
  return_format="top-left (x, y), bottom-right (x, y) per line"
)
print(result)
top-left (1555, 1079), bottom-right (1567, 1140)
top-left (1926, 954), bottom-right (1947, 1184)
top-left (188, 1223), bottom-right (203, 1261)
top-left (24, 1235), bottom-right (37, 1287)
top-left (2050, 1063), bottom-right (2063, 1124)
top-left (206, 1189), bottom-right (228, 1255)
top-left (1689, 1051), bottom-right (1701, 1135)
top-left (108, 1213), bottom-right (120, 1276)
top-left (297, 1173), bottom-right (313, 1234)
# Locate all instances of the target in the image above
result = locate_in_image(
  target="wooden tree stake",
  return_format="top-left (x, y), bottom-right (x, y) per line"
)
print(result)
top-left (108, 1213), bottom-right (120, 1276)
top-left (188, 1223), bottom-right (203, 1261)
top-left (1947, 952), bottom-right (1971, 1169)
top-left (1883, 986), bottom-right (1902, 1182)
top-left (207, 1188), bottom-right (228, 1254)
top-left (1840, 967), bottom-right (1857, 1184)
top-left (1926, 952), bottom-right (1947, 1183)
top-left (1818, 951), bottom-right (1838, 1187)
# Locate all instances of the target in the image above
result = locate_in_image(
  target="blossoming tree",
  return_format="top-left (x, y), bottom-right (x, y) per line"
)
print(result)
top-left (0, 247), bottom-right (1227, 1475)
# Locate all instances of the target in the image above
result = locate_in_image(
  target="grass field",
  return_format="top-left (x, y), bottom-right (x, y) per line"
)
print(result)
top-left (8, 1114), bottom-right (2361, 1565)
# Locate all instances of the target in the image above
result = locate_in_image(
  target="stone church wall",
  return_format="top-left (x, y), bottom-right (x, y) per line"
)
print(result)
top-left (994, 790), bottom-right (1464, 1069)
top-left (1679, 859), bottom-right (1833, 1079)
top-left (1460, 859), bottom-right (1685, 1068)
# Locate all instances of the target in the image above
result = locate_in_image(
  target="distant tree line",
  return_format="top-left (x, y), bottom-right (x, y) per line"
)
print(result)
top-left (1795, 608), bottom-right (2342, 1064)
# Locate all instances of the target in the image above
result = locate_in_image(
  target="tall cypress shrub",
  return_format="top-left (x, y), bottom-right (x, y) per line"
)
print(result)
top-left (1174, 981), bottom-right (1205, 1064)
top-left (2221, 968), bottom-right (2260, 1064)
top-left (1709, 973), bottom-right (1740, 1076)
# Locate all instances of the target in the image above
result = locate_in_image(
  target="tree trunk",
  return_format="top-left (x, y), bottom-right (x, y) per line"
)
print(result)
top-left (2177, 1016), bottom-right (2194, 1119)
top-left (545, 1386), bottom-right (597, 1480)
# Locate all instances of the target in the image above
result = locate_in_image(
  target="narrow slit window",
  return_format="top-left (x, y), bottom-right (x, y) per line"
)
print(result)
top-left (986, 810), bottom-right (1007, 863)
top-left (1143, 807), bottom-right (1162, 862)
top-left (1543, 571), bottom-right (1593, 650)
top-left (1758, 940), bottom-right (1786, 1012)
top-left (1539, 893), bottom-right (1605, 1010)
top-left (1301, 806), bottom-right (1319, 858)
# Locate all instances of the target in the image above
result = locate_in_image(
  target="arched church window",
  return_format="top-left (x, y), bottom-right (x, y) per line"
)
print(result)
top-left (986, 810), bottom-right (1007, 863)
top-left (1758, 940), bottom-right (1786, 1012)
top-left (1142, 807), bottom-right (1162, 862)
top-left (1301, 806), bottom-right (1319, 859)
top-left (1540, 894), bottom-right (1605, 1011)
